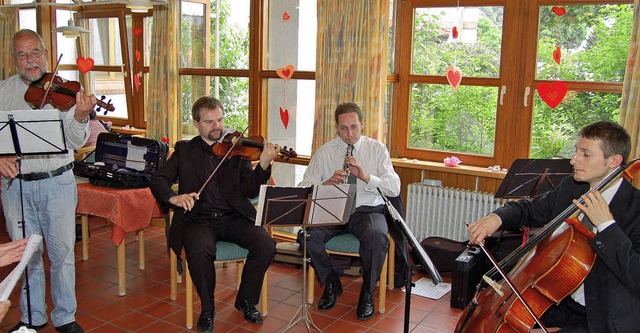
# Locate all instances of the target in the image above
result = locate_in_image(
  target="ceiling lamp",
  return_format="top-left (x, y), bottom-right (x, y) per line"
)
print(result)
top-left (126, 0), bottom-right (153, 13)
top-left (56, 19), bottom-right (89, 39)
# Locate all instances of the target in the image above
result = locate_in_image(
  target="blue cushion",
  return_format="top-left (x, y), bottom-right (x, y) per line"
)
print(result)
top-left (325, 233), bottom-right (360, 254)
top-left (216, 241), bottom-right (249, 261)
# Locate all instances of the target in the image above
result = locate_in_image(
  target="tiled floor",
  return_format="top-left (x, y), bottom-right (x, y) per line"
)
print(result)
top-left (0, 217), bottom-right (463, 332)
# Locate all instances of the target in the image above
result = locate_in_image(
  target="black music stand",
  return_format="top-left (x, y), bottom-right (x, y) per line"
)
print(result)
top-left (494, 159), bottom-right (573, 199)
top-left (255, 184), bottom-right (355, 333)
top-left (0, 110), bottom-right (67, 329)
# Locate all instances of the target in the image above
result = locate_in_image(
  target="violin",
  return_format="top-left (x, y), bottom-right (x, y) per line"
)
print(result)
top-left (212, 131), bottom-right (297, 161)
top-left (24, 72), bottom-right (115, 114)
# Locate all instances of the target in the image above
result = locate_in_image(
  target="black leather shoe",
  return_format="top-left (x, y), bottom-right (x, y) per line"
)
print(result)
top-left (318, 278), bottom-right (343, 310)
top-left (197, 310), bottom-right (214, 333)
top-left (8, 322), bottom-right (47, 332)
top-left (54, 321), bottom-right (84, 333)
top-left (234, 299), bottom-right (262, 324)
top-left (356, 289), bottom-right (375, 321)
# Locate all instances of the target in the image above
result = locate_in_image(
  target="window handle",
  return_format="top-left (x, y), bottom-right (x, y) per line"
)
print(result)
top-left (524, 87), bottom-right (531, 107)
top-left (499, 85), bottom-right (506, 105)
top-left (121, 64), bottom-right (127, 78)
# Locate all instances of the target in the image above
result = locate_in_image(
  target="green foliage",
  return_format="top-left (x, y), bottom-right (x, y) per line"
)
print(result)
top-left (410, 4), bottom-right (631, 159)
top-left (180, 0), bottom-right (250, 138)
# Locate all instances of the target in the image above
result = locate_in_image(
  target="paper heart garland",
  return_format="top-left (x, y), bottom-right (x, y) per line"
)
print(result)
top-left (132, 27), bottom-right (143, 36)
top-left (282, 12), bottom-right (290, 21)
top-left (552, 6), bottom-right (566, 16)
top-left (537, 81), bottom-right (567, 109)
top-left (452, 26), bottom-right (459, 39)
top-left (279, 107), bottom-right (289, 129)
top-left (276, 65), bottom-right (295, 80)
top-left (553, 46), bottom-right (562, 65)
top-left (76, 56), bottom-right (94, 74)
top-left (446, 65), bottom-right (462, 91)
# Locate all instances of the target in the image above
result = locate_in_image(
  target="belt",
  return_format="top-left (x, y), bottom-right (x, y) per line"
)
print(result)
top-left (196, 211), bottom-right (229, 219)
top-left (16, 162), bottom-right (74, 181)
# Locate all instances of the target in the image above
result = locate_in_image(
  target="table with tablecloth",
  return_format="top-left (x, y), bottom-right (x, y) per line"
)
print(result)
top-left (76, 181), bottom-right (165, 296)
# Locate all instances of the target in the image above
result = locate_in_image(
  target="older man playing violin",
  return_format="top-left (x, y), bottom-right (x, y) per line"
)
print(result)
top-left (149, 96), bottom-right (277, 333)
top-left (0, 29), bottom-right (97, 333)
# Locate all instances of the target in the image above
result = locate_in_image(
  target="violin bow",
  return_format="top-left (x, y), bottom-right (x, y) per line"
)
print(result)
top-left (196, 125), bottom-right (250, 196)
top-left (38, 54), bottom-right (64, 110)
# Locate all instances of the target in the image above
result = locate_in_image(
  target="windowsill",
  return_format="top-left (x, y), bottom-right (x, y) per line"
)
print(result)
top-left (391, 158), bottom-right (507, 180)
top-left (111, 126), bottom-right (146, 136)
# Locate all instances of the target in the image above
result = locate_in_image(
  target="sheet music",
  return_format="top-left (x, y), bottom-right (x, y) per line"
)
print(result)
top-left (0, 235), bottom-right (43, 301)
top-left (409, 277), bottom-right (451, 300)
top-left (125, 142), bottom-right (147, 171)
top-left (307, 184), bottom-right (354, 225)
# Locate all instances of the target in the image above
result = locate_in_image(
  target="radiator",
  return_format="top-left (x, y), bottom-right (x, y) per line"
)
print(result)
top-left (405, 183), bottom-right (505, 242)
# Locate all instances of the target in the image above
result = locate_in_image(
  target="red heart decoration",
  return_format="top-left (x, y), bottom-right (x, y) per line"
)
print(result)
top-left (553, 46), bottom-right (561, 65)
top-left (446, 65), bottom-right (462, 91)
top-left (552, 6), bottom-right (566, 16)
top-left (282, 12), bottom-right (290, 21)
top-left (279, 107), bottom-right (289, 129)
top-left (276, 65), bottom-right (295, 80)
top-left (452, 26), bottom-right (459, 39)
top-left (76, 56), bottom-right (94, 74)
top-left (136, 50), bottom-right (141, 62)
top-left (537, 81), bottom-right (567, 109)
top-left (132, 27), bottom-right (143, 36)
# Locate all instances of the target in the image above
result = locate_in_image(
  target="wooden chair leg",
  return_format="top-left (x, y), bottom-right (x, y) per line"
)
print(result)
top-left (260, 273), bottom-right (268, 315)
top-left (307, 265), bottom-right (315, 304)
top-left (388, 237), bottom-right (395, 290)
top-left (237, 261), bottom-right (244, 290)
top-left (185, 259), bottom-right (193, 329)
top-left (170, 250), bottom-right (177, 301)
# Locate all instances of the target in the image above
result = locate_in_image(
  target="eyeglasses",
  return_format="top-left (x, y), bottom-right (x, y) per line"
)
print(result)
top-left (15, 49), bottom-right (43, 61)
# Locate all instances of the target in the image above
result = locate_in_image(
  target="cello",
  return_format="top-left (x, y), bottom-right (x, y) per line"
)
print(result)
top-left (455, 158), bottom-right (640, 333)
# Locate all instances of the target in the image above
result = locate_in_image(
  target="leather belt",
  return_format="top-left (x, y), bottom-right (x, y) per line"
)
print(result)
top-left (16, 162), bottom-right (74, 181)
top-left (197, 211), bottom-right (229, 219)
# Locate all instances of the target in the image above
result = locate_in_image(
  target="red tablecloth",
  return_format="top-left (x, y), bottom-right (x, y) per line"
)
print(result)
top-left (76, 182), bottom-right (163, 245)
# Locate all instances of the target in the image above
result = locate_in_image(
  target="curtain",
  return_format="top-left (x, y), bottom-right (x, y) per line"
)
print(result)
top-left (620, 1), bottom-right (640, 186)
top-left (0, 8), bottom-right (18, 80)
top-left (146, 1), bottom-right (180, 146)
top-left (313, 0), bottom-right (390, 153)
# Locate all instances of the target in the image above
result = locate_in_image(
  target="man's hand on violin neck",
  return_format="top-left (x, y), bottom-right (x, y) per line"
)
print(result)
top-left (259, 141), bottom-right (280, 170)
top-left (73, 92), bottom-right (97, 121)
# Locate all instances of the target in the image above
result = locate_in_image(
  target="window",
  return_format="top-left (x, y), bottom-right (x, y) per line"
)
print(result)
top-left (393, 0), bottom-right (633, 167)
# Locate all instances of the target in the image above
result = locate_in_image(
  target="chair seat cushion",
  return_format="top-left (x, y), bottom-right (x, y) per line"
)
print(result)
top-left (216, 241), bottom-right (249, 261)
top-left (325, 233), bottom-right (359, 253)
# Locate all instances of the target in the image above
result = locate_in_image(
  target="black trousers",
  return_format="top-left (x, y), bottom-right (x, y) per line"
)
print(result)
top-left (304, 205), bottom-right (390, 293)
top-left (182, 214), bottom-right (275, 313)
top-left (540, 296), bottom-right (588, 332)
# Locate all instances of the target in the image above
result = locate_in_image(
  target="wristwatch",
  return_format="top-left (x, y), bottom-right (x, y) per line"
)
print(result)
top-left (77, 117), bottom-right (89, 124)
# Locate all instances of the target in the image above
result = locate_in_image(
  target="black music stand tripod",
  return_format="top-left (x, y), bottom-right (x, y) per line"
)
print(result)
top-left (0, 110), bottom-right (67, 330)
top-left (254, 184), bottom-right (355, 332)
top-left (378, 191), bottom-right (443, 333)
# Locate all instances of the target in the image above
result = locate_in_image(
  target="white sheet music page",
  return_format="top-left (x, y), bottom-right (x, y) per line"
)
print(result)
top-left (0, 234), bottom-right (43, 301)
top-left (409, 277), bottom-right (452, 300)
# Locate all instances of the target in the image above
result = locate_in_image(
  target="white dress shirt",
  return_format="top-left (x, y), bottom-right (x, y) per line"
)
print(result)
top-left (299, 136), bottom-right (400, 208)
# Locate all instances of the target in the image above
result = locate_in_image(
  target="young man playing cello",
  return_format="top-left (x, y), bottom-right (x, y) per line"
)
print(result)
top-left (467, 121), bottom-right (640, 332)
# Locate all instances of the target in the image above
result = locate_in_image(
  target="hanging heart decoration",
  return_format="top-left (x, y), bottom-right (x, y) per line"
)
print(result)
top-left (136, 50), bottom-right (141, 62)
top-left (553, 46), bottom-right (562, 65)
top-left (134, 73), bottom-right (141, 92)
top-left (282, 12), bottom-right (290, 21)
top-left (132, 27), bottom-right (143, 36)
top-left (452, 26), bottom-right (459, 39)
top-left (537, 81), bottom-right (567, 109)
top-left (446, 65), bottom-right (462, 91)
top-left (276, 64), bottom-right (295, 80)
top-left (279, 107), bottom-right (289, 129)
top-left (552, 6), bottom-right (566, 16)
top-left (76, 56), bottom-right (94, 74)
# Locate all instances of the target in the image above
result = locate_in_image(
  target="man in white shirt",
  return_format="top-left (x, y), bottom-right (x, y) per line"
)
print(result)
top-left (299, 102), bottom-right (400, 321)
top-left (0, 29), bottom-right (96, 333)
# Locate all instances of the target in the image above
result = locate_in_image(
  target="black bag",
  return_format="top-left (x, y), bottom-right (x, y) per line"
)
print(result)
top-left (420, 236), bottom-right (468, 273)
top-left (74, 132), bottom-right (168, 188)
